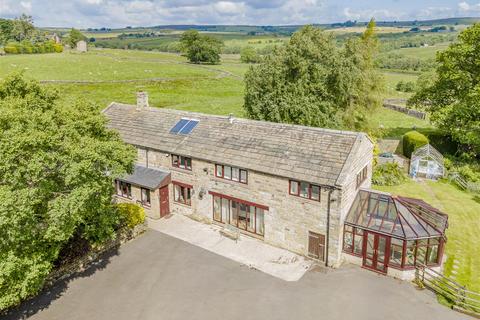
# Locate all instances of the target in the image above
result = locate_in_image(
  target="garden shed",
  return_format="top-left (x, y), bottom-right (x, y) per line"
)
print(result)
top-left (409, 144), bottom-right (445, 180)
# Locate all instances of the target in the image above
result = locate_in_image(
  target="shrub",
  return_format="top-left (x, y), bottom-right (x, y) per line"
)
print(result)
top-left (403, 130), bottom-right (429, 158)
top-left (4, 45), bottom-right (18, 54)
top-left (240, 46), bottom-right (261, 63)
top-left (53, 43), bottom-right (63, 53)
top-left (372, 163), bottom-right (407, 186)
top-left (116, 203), bottom-right (145, 229)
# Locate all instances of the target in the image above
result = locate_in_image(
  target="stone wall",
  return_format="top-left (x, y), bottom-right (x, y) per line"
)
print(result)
top-left (114, 182), bottom-right (161, 219)
top-left (134, 143), bottom-right (373, 266)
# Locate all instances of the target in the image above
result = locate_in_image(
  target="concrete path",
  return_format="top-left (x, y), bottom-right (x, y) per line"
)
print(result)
top-left (148, 214), bottom-right (312, 281)
top-left (3, 230), bottom-right (469, 320)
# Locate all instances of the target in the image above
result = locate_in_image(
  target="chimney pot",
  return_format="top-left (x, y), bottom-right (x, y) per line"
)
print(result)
top-left (136, 91), bottom-right (149, 109)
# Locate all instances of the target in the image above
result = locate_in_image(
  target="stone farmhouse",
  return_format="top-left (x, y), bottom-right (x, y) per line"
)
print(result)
top-left (103, 92), bottom-right (448, 280)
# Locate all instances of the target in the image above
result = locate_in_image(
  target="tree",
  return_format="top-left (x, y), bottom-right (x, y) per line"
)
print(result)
top-left (240, 46), bottom-right (261, 63)
top-left (0, 73), bottom-right (136, 310)
top-left (0, 19), bottom-right (14, 45)
top-left (11, 14), bottom-right (35, 42)
top-left (243, 24), bottom-right (382, 130)
top-left (66, 28), bottom-right (87, 48)
top-left (179, 30), bottom-right (223, 64)
top-left (409, 23), bottom-right (480, 156)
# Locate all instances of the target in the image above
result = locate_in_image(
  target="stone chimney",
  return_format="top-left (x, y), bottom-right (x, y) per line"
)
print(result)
top-left (136, 91), bottom-right (149, 110)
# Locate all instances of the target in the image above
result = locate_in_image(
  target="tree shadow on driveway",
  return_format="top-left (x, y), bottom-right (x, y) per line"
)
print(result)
top-left (1, 246), bottom-right (120, 320)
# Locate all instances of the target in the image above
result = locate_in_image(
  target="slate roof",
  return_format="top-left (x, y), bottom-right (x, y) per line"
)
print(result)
top-left (104, 103), bottom-right (370, 187)
top-left (119, 165), bottom-right (170, 189)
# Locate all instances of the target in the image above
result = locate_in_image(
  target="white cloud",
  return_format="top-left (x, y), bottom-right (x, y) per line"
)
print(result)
top-left (458, 1), bottom-right (480, 12)
top-left (20, 1), bottom-right (32, 11)
top-left (0, 0), bottom-right (475, 29)
top-left (213, 1), bottom-right (246, 15)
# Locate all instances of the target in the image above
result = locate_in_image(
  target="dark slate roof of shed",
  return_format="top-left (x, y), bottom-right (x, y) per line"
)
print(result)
top-left (119, 165), bottom-right (170, 189)
top-left (104, 103), bottom-right (369, 187)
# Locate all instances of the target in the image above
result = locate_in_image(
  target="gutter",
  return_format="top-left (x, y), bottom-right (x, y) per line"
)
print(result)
top-left (325, 188), bottom-right (334, 267)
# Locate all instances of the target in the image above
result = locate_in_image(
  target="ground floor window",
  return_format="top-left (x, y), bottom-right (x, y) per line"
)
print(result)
top-left (212, 193), bottom-right (266, 236)
top-left (343, 225), bottom-right (442, 270)
top-left (343, 225), bottom-right (363, 256)
top-left (173, 182), bottom-right (192, 206)
top-left (141, 188), bottom-right (151, 207)
top-left (116, 180), bottom-right (132, 199)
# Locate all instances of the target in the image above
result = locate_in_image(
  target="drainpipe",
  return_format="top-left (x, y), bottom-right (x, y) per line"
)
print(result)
top-left (325, 188), bottom-right (333, 267)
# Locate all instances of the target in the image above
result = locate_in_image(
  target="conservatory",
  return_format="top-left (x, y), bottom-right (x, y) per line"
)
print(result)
top-left (343, 190), bottom-right (448, 277)
top-left (410, 144), bottom-right (445, 180)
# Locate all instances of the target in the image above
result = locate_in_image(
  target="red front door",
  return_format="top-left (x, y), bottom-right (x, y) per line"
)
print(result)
top-left (159, 185), bottom-right (170, 218)
top-left (363, 231), bottom-right (389, 274)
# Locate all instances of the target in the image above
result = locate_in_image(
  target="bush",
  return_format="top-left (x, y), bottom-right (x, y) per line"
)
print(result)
top-left (53, 43), bottom-right (63, 53)
top-left (403, 130), bottom-right (429, 158)
top-left (418, 128), bottom-right (458, 155)
top-left (116, 203), bottom-right (145, 229)
top-left (240, 46), bottom-right (261, 63)
top-left (372, 163), bottom-right (407, 186)
top-left (3, 40), bottom-right (63, 55)
top-left (4, 45), bottom-right (18, 54)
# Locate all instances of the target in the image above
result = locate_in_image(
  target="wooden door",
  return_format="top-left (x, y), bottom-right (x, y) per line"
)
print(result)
top-left (308, 231), bottom-right (326, 261)
top-left (159, 185), bottom-right (170, 218)
top-left (363, 231), bottom-right (389, 274)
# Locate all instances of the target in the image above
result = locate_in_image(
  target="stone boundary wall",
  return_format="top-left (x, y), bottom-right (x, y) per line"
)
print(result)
top-left (383, 99), bottom-right (427, 120)
top-left (45, 222), bottom-right (147, 286)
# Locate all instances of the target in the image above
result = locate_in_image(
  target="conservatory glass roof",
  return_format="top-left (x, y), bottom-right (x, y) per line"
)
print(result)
top-left (345, 190), bottom-right (448, 240)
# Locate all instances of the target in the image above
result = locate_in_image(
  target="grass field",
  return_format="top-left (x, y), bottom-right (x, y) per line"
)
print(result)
top-left (397, 42), bottom-right (451, 60)
top-left (375, 179), bottom-right (480, 292)
top-left (0, 48), bottom-right (434, 134)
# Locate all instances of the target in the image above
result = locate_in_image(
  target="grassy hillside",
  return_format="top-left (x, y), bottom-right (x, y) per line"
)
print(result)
top-left (0, 48), bottom-right (433, 133)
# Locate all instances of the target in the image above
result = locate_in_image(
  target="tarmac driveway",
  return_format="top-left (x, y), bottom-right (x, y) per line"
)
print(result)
top-left (3, 230), bottom-right (469, 320)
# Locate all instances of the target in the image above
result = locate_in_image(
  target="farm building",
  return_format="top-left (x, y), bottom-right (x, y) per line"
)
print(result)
top-left (103, 92), bottom-right (448, 280)
top-left (409, 144), bottom-right (445, 180)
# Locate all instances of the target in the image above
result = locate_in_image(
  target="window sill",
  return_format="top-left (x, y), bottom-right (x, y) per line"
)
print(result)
top-left (115, 194), bottom-right (133, 200)
top-left (213, 176), bottom-right (248, 186)
top-left (288, 194), bottom-right (321, 203)
top-left (173, 201), bottom-right (192, 208)
top-left (171, 167), bottom-right (193, 175)
top-left (212, 220), bottom-right (264, 240)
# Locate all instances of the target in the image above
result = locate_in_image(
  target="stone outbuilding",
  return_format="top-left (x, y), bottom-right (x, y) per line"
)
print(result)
top-left (76, 40), bottom-right (87, 52)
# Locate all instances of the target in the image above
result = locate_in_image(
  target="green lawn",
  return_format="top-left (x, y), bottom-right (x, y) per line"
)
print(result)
top-left (382, 71), bottom-right (419, 99)
top-left (375, 179), bottom-right (480, 292)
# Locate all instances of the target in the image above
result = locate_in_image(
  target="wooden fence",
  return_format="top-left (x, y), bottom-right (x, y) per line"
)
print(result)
top-left (448, 172), bottom-right (480, 194)
top-left (415, 265), bottom-right (480, 318)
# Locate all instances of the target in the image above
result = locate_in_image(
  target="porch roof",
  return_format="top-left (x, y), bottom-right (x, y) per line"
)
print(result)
top-left (345, 189), bottom-right (448, 240)
top-left (118, 165), bottom-right (170, 190)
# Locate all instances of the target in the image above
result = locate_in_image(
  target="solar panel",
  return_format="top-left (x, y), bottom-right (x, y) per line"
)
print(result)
top-left (179, 120), bottom-right (199, 135)
top-left (169, 118), bottom-right (189, 134)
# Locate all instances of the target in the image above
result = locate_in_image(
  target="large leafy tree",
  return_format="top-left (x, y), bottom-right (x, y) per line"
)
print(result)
top-left (409, 23), bottom-right (480, 156)
top-left (180, 30), bottom-right (223, 64)
top-left (0, 73), bottom-right (136, 310)
top-left (66, 28), bottom-right (87, 48)
top-left (243, 23), bottom-right (382, 130)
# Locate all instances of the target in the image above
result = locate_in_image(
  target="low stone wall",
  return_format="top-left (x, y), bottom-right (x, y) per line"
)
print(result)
top-left (45, 222), bottom-right (147, 286)
top-left (383, 100), bottom-right (427, 120)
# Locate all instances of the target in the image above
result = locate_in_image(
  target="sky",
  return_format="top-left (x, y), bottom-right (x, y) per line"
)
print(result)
top-left (0, 0), bottom-right (480, 28)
